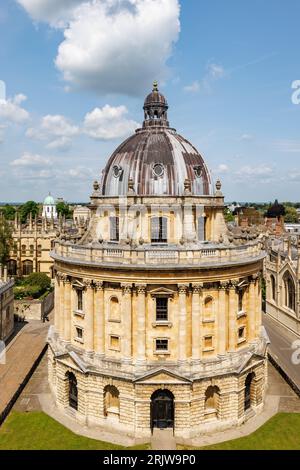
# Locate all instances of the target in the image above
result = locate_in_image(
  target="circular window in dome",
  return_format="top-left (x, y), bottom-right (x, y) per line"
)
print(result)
top-left (194, 165), bottom-right (203, 178)
top-left (113, 165), bottom-right (122, 178)
top-left (153, 163), bottom-right (164, 178)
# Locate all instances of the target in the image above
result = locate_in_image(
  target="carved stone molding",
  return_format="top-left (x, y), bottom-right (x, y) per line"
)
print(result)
top-left (94, 281), bottom-right (104, 291)
top-left (192, 283), bottom-right (203, 294)
top-left (219, 281), bottom-right (230, 290)
top-left (83, 279), bottom-right (93, 289)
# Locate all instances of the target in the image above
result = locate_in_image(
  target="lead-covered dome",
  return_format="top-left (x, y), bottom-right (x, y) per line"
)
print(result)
top-left (100, 83), bottom-right (212, 197)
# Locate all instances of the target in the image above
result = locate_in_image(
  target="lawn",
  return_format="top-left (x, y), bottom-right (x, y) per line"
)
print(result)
top-left (0, 411), bottom-right (148, 450)
top-left (180, 413), bottom-right (300, 450)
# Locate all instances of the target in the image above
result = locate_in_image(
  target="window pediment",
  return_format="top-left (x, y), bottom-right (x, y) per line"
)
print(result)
top-left (150, 287), bottom-right (175, 298)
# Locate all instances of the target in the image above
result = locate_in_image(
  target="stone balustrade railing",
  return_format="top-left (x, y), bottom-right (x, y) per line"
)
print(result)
top-left (52, 240), bottom-right (264, 268)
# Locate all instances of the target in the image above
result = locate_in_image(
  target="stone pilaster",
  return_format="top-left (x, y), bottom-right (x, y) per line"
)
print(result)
top-left (94, 282), bottom-right (104, 356)
top-left (178, 284), bottom-right (188, 362)
top-left (64, 278), bottom-right (71, 342)
top-left (228, 281), bottom-right (238, 351)
top-left (218, 281), bottom-right (228, 356)
top-left (136, 284), bottom-right (147, 363)
top-left (122, 284), bottom-right (132, 361)
top-left (192, 284), bottom-right (202, 361)
top-left (59, 273), bottom-right (67, 339)
top-left (54, 272), bottom-right (60, 333)
top-left (84, 280), bottom-right (94, 353)
top-left (248, 276), bottom-right (256, 342)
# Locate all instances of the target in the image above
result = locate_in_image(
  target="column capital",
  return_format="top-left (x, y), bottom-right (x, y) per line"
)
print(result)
top-left (219, 281), bottom-right (230, 290)
top-left (229, 280), bottom-right (239, 289)
top-left (136, 284), bottom-right (147, 295)
top-left (192, 283), bottom-right (203, 293)
top-left (83, 279), bottom-right (93, 289)
top-left (178, 284), bottom-right (189, 295)
top-left (122, 283), bottom-right (133, 294)
top-left (251, 273), bottom-right (260, 282)
top-left (94, 281), bottom-right (104, 291)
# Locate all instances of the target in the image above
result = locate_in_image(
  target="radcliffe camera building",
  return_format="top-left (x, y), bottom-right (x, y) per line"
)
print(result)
top-left (48, 84), bottom-right (268, 440)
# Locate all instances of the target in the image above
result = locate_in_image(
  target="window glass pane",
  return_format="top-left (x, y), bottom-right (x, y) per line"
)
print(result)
top-left (110, 217), bottom-right (119, 241)
top-left (156, 298), bottom-right (168, 321)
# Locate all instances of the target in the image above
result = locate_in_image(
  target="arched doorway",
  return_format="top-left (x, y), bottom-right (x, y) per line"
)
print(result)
top-left (151, 389), bottom-right (174, 431)
top-left (67, 372), bottom-right (78, 410)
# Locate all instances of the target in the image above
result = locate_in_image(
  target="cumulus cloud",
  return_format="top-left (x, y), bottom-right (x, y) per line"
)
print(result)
top-left (0, 93), bottom-right (30, 124)
top-left (16, 0), bottom-right (83, 27)
top-left (26, 114), bottom-right (80, 150)
top-left (235, 165), bottom-right (274, 181)
top-left (215, 163), bottom-right (229, 174)
top-left (11, 152), bottom-right (51, 167)
top-left (19, 0), bottom-right (180, 96)
top-left (83, 104), bottom-right (140, 140)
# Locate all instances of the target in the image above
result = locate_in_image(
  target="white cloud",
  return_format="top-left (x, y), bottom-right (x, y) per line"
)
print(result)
top-left (11, 152), bottom-right (51, 167)
top-left (184, 62), bottom-right (226, 94)
top-left (183, 81), bottom-right (200, 93)
top-left (215, 164), bottom-right (229, 174)
top-left (27, 114), bottom-right (80, 150)
top-left (0, 94), bottom-right (30, 124)
top-left (83, 104), bottom-right (140, 140)
top-left (273, 139), bottom-right (300, 153)
top-left (235, 165), bottom-right (274, 180)
top-left (16, 0), bottom-right (83, 27)
top-left (240, 133), bottom-right (253, 141)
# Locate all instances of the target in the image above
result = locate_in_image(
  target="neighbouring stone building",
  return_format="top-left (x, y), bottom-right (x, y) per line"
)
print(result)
top-left (48, 83), bottom-right (268, 441)
top-left (0, 267), bottom-right (14, 342)
top-left (265, 235), bottom-right (300, 336)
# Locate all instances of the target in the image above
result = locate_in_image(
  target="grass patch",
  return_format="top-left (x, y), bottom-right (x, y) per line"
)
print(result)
top-left (0, 411), bottom-right (148, 450)
top-left (179, 413), bottom-right (300, 450)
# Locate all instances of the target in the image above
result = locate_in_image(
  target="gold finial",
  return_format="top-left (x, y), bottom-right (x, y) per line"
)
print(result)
top-left (153, 80), bottom-right (158, 91)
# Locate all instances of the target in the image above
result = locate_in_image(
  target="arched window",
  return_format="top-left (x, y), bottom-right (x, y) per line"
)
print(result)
top-left (22, 260), bottom-right (33, 276)
top-left (67, 372), bottom-right (78, 410)
top-left (29, 245), bottom-right (34, 255)
top-left (205, 385), bottom-right (220, 414)
top-left (151, 217), bottom-right (167, 243)
top-left (21, 244), bottom-right (26, 255)
top-left (244, 372), bottom-right (255, 411)
top-left (283, 272), bottom-right (296, 311)
top-left (109, 297), bottom-right (120, 321)
top-left (7, 259), bottom-right (17, 276)
top-left (204, 296), bottom-right (213, 319)
top-left (103, 385), bottom-right (120, 418)
top-left (37, 244), bottom-right (42, 256)
top-left (110, 216), bottom-right (119, 242)
top-left (270, 274), bottom-right (276, 301)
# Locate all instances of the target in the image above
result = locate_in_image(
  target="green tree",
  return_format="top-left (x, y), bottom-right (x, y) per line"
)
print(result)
top-left (56, 201), bottom-right (72, 218)
top-left (20, 201), bottom-right (39, 224)
top-left (224, 207), bottom-right (234, 223)
top-left (2, 204), bottom-right (16, 221)
top-left (284, 206), bottom-right (299, 223)
top-left (0, 215), bottom-right (14, 265)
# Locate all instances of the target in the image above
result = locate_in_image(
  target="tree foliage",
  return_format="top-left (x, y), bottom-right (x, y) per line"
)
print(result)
top-left (19, 201), bottom-right (39, 224)
top-left (56, 201), bottom-right (72, 218)
top-left (284, 206), bottom-right (299, 223)
top-left (0, 216), bottom-right (14, 265)
top-left (2, 204), bottom-right (16, 221)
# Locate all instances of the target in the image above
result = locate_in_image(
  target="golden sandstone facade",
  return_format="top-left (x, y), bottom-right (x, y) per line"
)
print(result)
top-left (48, 84), bottom-right (268, 441)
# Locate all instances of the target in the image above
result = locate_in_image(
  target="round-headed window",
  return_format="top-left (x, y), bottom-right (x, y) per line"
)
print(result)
top-left (113, 165), bottom-right (122, 178)
top-left (194, 165), bottom-right (203, 178)
top-left (153, 163), bottom-right (164, 178)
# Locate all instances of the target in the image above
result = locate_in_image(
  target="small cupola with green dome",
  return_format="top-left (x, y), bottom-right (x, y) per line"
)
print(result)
top-left (42, 192), bottom-right (57, 220)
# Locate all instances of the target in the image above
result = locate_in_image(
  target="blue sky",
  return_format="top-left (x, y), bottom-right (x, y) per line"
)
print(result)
top-left (0, 0), bottom-right (300, 202)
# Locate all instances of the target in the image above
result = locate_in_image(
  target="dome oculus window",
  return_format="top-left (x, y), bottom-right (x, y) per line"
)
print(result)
top-left (194, 165), bottom-right (203, 178)
top-left (152, 163), bottom-right (164, 178)
top-left (112, 165), bottom-right (123, 178)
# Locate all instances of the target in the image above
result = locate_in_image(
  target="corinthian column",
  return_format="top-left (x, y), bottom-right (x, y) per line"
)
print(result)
top-left (218, 281), bottom-right (228, 356)
top-left (64, 278), bottom-right (71, 342)
top-left (228, 281), bottom-right (238, 352)
top-left (59, 274), bottom-right (66, 339)
top-left (54, 272), bottom-right (60, 333)
top-left (248, 276), bottom-right (256, 342)
top-left (136, 284), bottom-right (147, 363)
top-left (192, 284), bottom-right (202, 361)
top-left (178, 284), bottom-right (188, 362)
top-left (122, 284), bottom-right (132, 361)
top-left (84, 280), bottom-right (94, 353)
top-left (94, 282), bottom-right (104, 356)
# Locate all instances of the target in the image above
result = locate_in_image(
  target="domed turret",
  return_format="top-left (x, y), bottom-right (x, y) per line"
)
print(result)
top-left (100, 83), bottom-right (212, 197)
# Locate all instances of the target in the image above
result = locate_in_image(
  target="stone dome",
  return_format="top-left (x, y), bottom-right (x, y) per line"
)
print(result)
top-left (100, 83), bottom-right (212, 197)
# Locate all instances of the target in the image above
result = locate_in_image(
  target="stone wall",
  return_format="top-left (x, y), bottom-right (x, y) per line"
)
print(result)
top-left (15, 291), bottom-right (54, 321)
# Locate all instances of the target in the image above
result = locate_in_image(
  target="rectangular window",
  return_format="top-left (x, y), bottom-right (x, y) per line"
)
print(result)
top-left (76, 327), bottom-right (83, 339)
top-left (198, 216), bottom-right (206, 241)
top-left (238, 289), bottom-right (244, 312)
top-left (156, 297), bottom-right (168, 321)
top-left (77, 289), bottom-right (83, 311)
top-left (110, 335), bottom-right (120, 350)
top-left (204, 336), bottom-right (213, 349)
top-left (110, 216), bottom-right (119, 242)
top-left (151, 217), bottom-right (167, 243)
top-left (155, 339), bottom-right (169, 351)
